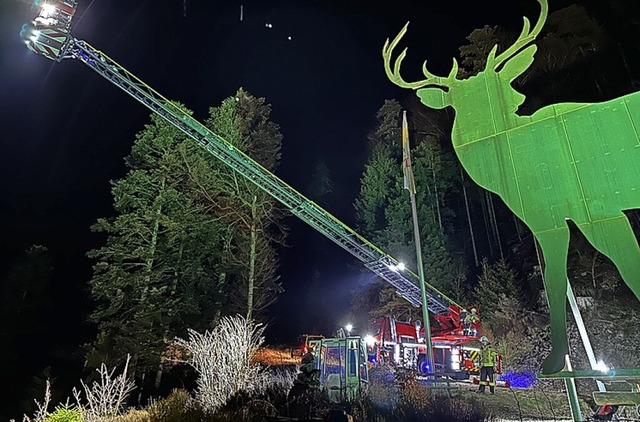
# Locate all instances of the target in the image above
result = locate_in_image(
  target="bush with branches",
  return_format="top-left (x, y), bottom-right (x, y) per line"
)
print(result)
top-left (174, 314), bottom-right (271, 413)
top-left (16, 356), bottom-right (136, 422)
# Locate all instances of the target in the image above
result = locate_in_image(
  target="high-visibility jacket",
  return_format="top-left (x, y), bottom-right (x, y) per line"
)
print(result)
top-left (465, 313), bottom-right (479, 322)
top-left (480, 345), bottom-right (497, 368)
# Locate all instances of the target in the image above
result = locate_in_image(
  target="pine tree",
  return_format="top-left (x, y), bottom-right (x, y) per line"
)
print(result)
top-left (201, 88), bottom-right (287, 322)
top-left (86, 110), bottom-right (226, 375)
top-left (354, 100), bottom-right (466, 303)
top-left (472, 258), bottom-right (520, 318)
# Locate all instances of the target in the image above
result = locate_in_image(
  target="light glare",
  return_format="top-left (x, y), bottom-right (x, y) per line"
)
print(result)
top-left (594, 360), bottom-right (610, 373)
top-left (388, 261), bottom-right (406, 272)
top-left (41, 4), bottom-right (56, 18)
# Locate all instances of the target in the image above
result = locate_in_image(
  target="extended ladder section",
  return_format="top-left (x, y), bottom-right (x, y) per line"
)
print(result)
top-left (55, 35), bottom-right (461, 316)
top-left (69, 40), bottom-right (458, 315)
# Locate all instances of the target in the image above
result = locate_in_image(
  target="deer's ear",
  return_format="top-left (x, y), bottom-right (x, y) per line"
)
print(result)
top-left (417, 87), bottom-right (449, 109)
top-left (499, 45), bottom-right (537, 82)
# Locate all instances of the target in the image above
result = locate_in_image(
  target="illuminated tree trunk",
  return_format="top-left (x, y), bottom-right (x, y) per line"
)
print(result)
top-left (461, 169), bottom-right (479, 267)
top-left (246, 195), bottom-right (258, 320)
top-left (432, 166), bottom-right (443, 231)
top-left (154, 363), bottom-right (163, 389)
top-left (486, 192), bottom-right (504, 261)
top-left (144, 177), bottom-right (164, 295)
top-left (140, 178), bottom-right (164, 394)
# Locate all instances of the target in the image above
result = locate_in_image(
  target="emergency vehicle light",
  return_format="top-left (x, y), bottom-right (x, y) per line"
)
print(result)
top-left (451, 347), bottom-right (460, 371)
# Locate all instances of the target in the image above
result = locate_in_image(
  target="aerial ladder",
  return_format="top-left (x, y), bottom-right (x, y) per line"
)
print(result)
top-left (20, 1), bottom-right (465, 323)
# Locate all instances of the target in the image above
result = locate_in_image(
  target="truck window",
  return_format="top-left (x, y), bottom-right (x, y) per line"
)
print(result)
top-left (348, 349), bottom-right (357, 376)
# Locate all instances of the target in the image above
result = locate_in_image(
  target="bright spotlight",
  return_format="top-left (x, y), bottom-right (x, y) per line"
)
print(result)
top-left (594, 360), bottom-right (610, 373)
top-left (345, 323), bottom-right (353, 333)
top-left (41, 4), bottom-right (56, 18)
top-left (364, 335), bottom-right (376, 346)
top-left (388, 262), bottom-right (405, 272)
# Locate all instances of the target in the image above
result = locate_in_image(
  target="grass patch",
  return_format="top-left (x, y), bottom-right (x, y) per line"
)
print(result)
top-left (453, 383), bottom-right (591, 421)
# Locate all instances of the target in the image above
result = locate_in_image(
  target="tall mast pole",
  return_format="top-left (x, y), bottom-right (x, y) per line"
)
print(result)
top-left (402, 110), bottom-right (434, 375)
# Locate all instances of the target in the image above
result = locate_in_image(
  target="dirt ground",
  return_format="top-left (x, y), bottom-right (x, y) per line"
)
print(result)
top-left (253, 346), bottom-right (300, 366)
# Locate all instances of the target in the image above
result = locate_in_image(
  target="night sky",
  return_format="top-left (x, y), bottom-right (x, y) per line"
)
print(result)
top-left (1, 0), bottom-right (585, 344)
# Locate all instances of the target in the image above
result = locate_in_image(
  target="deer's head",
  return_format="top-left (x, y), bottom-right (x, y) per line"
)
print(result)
top-left (383, 0), bottom-right (548, 139)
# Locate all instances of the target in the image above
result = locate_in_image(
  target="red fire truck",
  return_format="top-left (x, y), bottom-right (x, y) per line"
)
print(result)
top-left (365, 305), bottom-right (495, 380)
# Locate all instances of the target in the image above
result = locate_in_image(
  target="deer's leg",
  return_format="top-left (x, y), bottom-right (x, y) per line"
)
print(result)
top-left (536, 225), bottom-right (570, 374)
top-left (576, 214), bottom-right (640, 301)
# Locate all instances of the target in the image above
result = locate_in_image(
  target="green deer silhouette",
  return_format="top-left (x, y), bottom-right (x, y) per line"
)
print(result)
top-left (383, 0), bottom-right (640, 374)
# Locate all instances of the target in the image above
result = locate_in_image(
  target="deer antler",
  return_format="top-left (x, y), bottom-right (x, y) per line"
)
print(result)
top-left (383, 22), bottom-right (454, 90)
top-left (489, 0), bottom-right (548, 70)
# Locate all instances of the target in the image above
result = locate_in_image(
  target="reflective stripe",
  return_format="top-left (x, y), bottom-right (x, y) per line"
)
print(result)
top-left (480, 346), bottom-right (497, 367)
top-left (467, 349), bottom-right (479, 371)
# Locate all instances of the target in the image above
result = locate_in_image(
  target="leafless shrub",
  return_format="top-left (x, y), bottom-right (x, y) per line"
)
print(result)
top-left (17, 380), bottom-right (52, 422)
top-left (265, 367), bottom-right (297, 397)
top-left (16, 357), bottom-right (135, 422)
top-left (174, 314), bottom-right (269, 413)
top-left (73, 354), bottom-right (136, 421)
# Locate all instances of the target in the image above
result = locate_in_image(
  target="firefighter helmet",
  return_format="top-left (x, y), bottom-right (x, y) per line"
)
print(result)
top-left (480, 335), bottom-right (490, 344)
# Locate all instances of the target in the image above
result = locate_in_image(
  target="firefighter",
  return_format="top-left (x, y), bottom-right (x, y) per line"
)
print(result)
top-left (464, 308), bottom-right (480, 336)
top-left (299, 351), bottom-right (320, 386)
top-left (290, 351), bottom-right (320, 399)
top-left (477, 336), bottom-right (497, 394)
